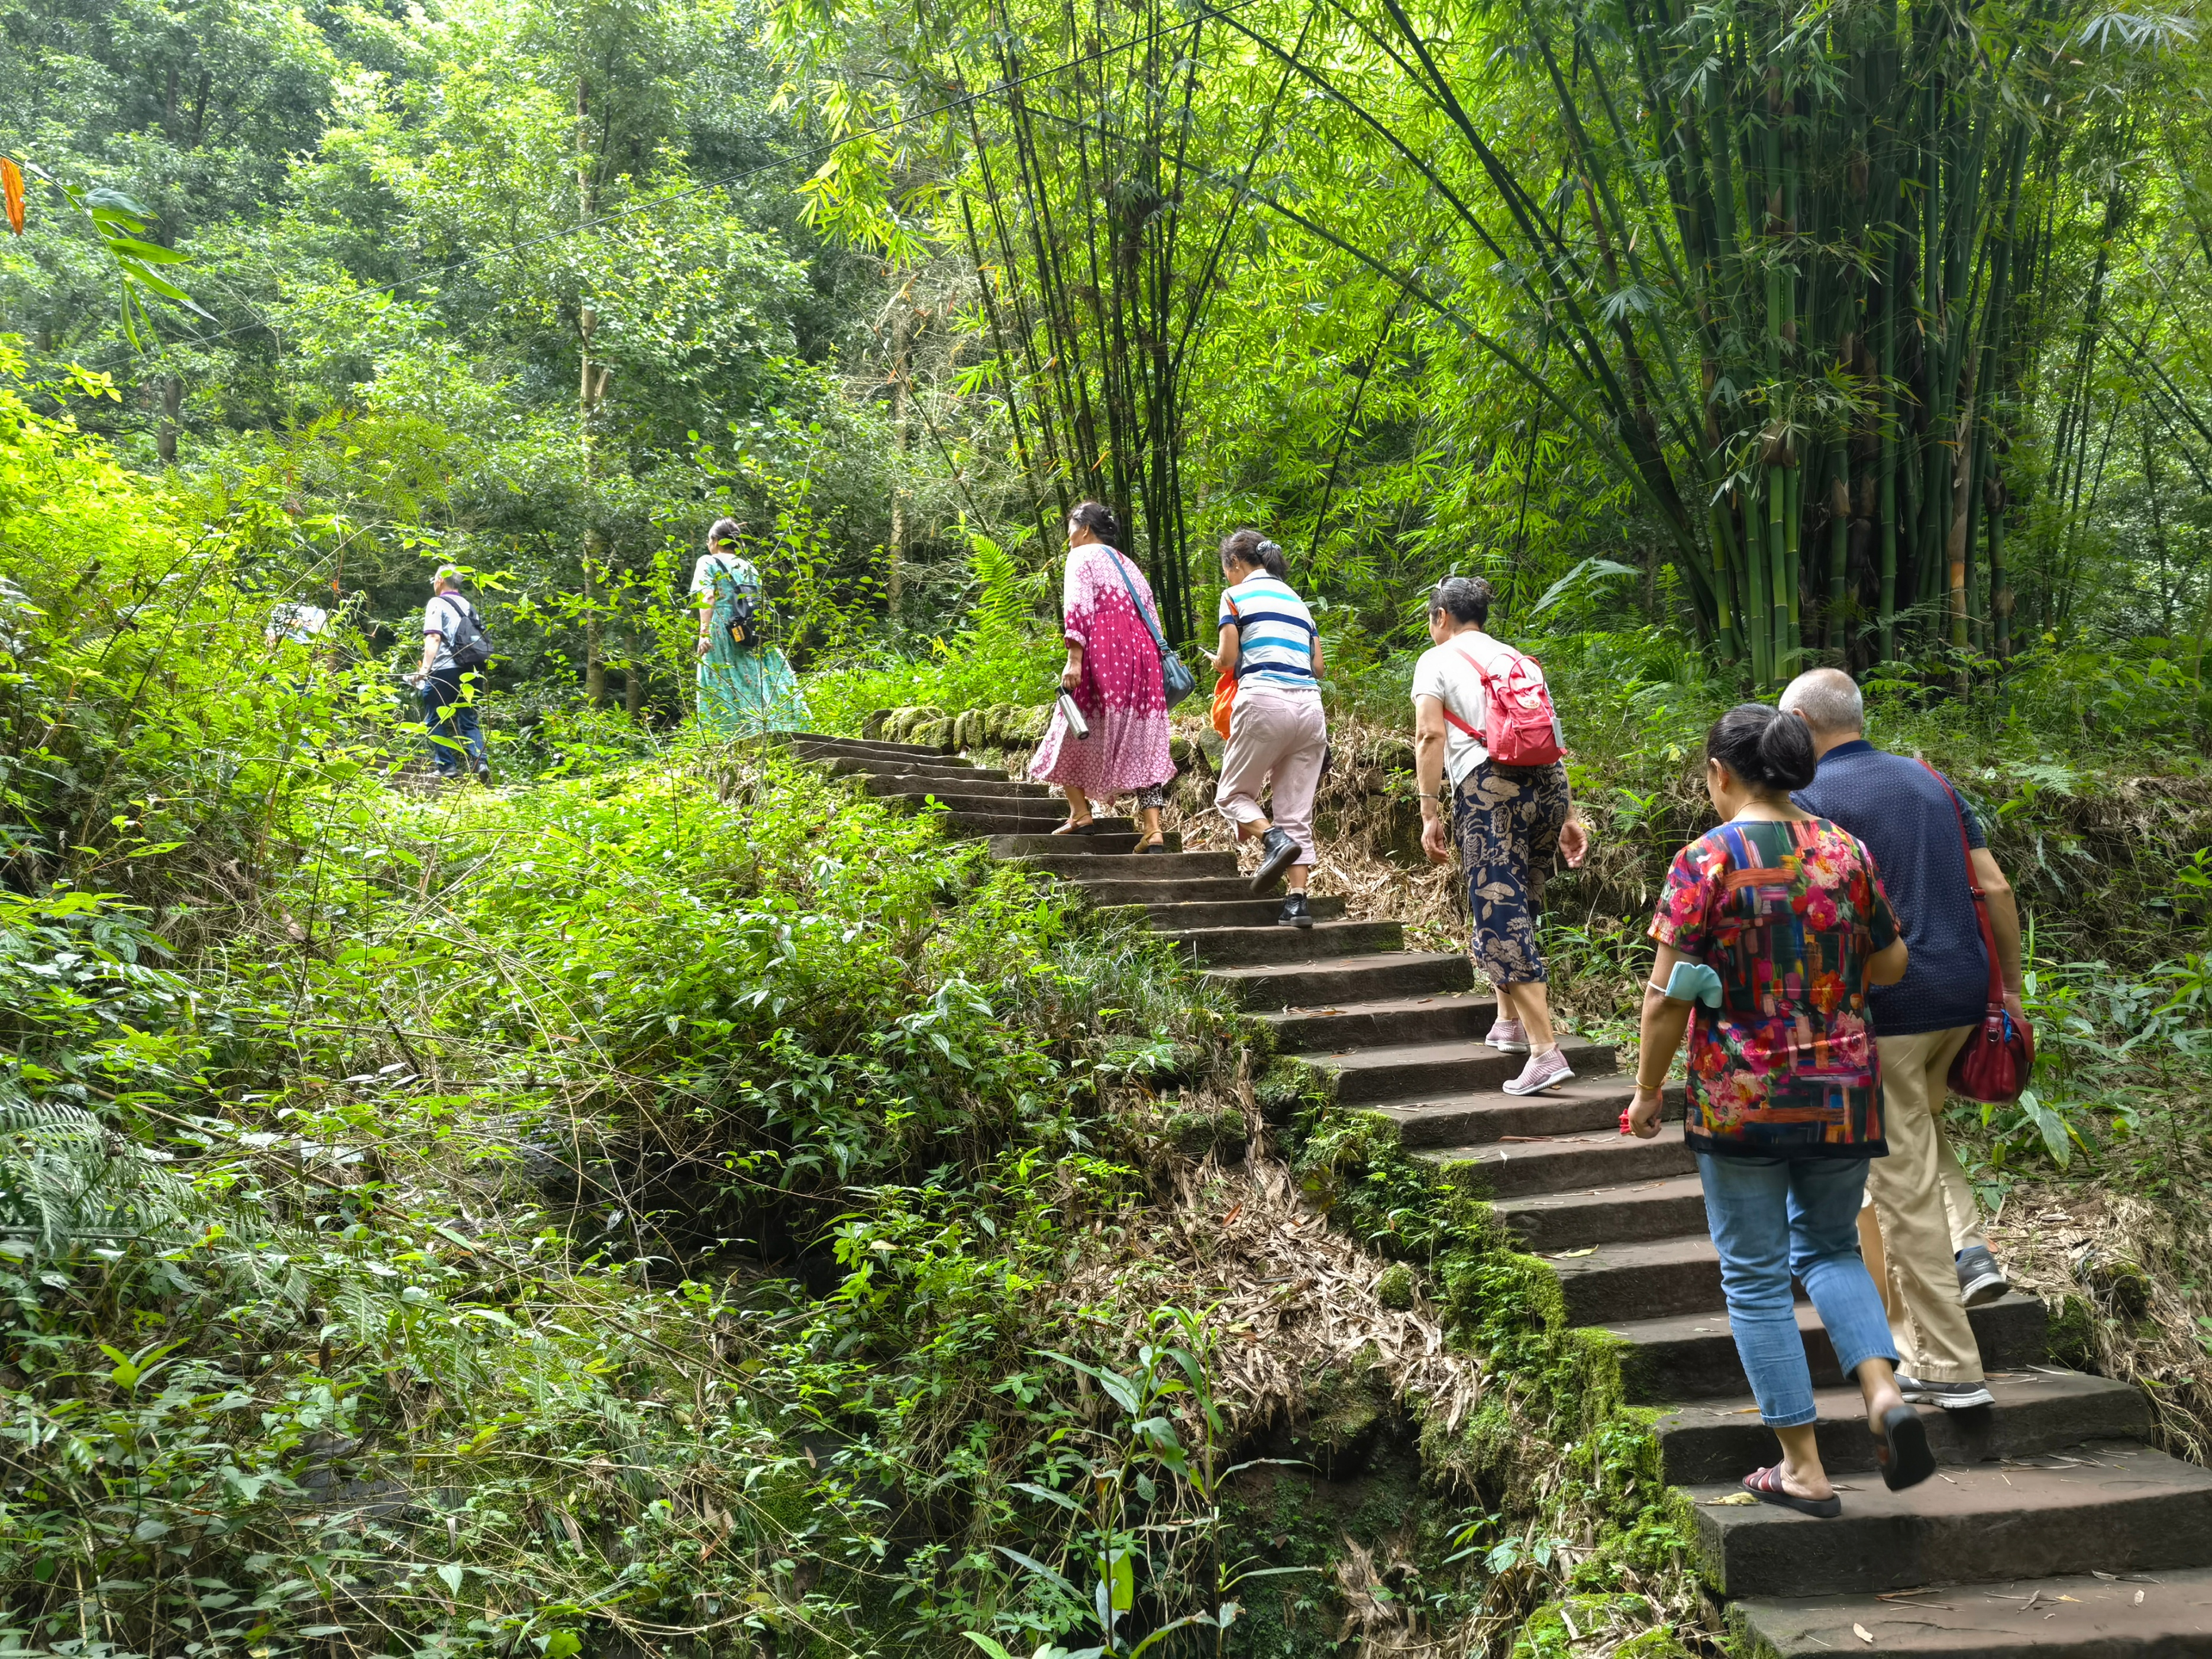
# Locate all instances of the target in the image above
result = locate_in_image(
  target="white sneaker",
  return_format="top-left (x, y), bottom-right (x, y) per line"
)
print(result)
top-left (1501, 1047), bottom-right (1575, 1096)
top-left (1486, 1018), bottom-right (1529, 1054)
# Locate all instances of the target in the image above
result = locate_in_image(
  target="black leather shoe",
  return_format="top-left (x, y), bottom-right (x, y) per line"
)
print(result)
top-left (1276, 893), bottom-right (1312, 928)
top-left (1251, 827), bottom-right (1300, 894)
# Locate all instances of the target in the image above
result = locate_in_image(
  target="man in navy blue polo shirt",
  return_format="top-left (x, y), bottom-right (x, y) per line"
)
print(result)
top-left (1783, 669), bottom-right (2027, 1411)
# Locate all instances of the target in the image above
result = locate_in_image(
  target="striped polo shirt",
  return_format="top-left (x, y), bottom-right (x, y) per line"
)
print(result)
top-left (1220, 572), bottom-right (1319, 694)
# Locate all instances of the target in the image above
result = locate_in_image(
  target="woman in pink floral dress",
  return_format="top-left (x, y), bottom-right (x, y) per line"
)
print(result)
top-left (1028, 501), bottom-right (1177, 850)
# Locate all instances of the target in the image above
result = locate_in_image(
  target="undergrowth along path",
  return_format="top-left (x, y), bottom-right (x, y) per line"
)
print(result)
top-left (787, 731), bottom-right (2212, 1655)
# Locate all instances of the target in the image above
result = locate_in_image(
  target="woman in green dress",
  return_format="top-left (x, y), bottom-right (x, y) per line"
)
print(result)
top-left (692, 518), bottom-right (809, 736)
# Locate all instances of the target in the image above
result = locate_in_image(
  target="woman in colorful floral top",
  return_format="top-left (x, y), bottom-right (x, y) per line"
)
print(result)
top-left (1624, 705), bottom-right (1933, 1515)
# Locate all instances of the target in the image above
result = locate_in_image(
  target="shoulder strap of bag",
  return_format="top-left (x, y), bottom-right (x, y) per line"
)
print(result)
top-left (1438, 642), bottom-right (1513, 740)
top-left (1916, 759), bottom-right (2004, 1001)
top-left (1105, 548), bottom-right (1167, 651)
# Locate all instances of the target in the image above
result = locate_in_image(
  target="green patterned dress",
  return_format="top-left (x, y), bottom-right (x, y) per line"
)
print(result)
top-left (691, 553), bottom-right (810, 737)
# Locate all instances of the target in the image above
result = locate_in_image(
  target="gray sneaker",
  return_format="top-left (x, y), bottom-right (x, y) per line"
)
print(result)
top-left (1895, 1374), bottom-right (1994, 1409)
top-left (1955, 1244), bottom-right (2010, 1307)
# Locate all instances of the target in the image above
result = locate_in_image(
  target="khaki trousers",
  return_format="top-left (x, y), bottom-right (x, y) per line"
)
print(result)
top-left (1862, 1025), bottom-right (1986, 1382)
top-left (1215, 688), bottom-right (1328, 864)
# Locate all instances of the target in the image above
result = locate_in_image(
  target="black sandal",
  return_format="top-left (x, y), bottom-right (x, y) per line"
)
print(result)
top-left (1132, 835), bottom-right (1168, 854)
top-left (1742, 1464), bottom-right (1841, 1518)
top-left (1872, 1403), bottom-right (1935, 1492)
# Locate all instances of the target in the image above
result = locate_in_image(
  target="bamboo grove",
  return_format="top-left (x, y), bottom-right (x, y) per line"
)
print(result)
top-left (1306, 0), bottom-right (2189, 680)
top-left (776, 0), bottom-right (2195, 674)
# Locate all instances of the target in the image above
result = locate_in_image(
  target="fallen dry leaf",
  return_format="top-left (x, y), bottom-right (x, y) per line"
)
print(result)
top-left (1706, 1491), bottom-right (1759, 1506)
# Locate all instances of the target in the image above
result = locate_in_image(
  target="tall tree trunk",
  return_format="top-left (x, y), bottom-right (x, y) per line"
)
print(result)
top-left (888, 293), bottom-right (911, 621)
top-left (155, 375), bottom-right (180, 466)
top-left (576, 76), bottom-right (608, 707)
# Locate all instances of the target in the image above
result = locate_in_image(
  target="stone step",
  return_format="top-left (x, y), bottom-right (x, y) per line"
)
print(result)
top-left (1125, 896), bottom-right (1349, 929)
top-left (1733, 1565), bottom-right (2212, 1657)
top-left (1691, 1439), bottom-right (2212, 1599)
top-left (784, 733), bottom-right (950, 759)
top-left (1013, 858), bottom-right (1238, 885)
top-left (1061, 876), bottom-right (1282, 906)
top-left (1313, 1037), bottom-right (1617, 1108)
top-left (821, 756), bottom-right (1005, 782)
top-left (1163, 919), bottom-right (1404, 967)
top-left (1373, 1080), bottom-right (1686, 1153)
top-left (1492, 1171), bottom-right (1708, 1253)
top-left (860, 774), bottom-right (1051, 801)
top-left (879, 791), bottom-right (1070, 820)
top-left (988, 832), bottom-right (1183, 857)
top-left (1549, 1234), bottom-right (1730, 1324)
top-left (1418, 1119), bottom-right (1697, 1199)
top-left (1260, 989), bottom-right (1499, 1053)
top-left (1606, 1296), bottom-right (2050, 1406)
top-left (949, 813), bottom-right (1142, 838)
top-left (1203, 952), bottom-right (1477, 1011)
top-left (1657, 1370), bottom-right (2153, 1485)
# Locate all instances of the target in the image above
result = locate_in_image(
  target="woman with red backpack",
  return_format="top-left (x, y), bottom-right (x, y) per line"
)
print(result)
top-left (1411, 576), bottom-right (1589, 1095)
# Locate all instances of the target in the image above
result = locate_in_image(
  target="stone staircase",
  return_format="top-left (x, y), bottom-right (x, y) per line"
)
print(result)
top-left (785, 731), bottom-right (2212, 1654)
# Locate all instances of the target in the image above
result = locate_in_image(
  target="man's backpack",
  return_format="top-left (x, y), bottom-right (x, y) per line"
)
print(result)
top-left (441, 595), bottom-right (493, 672)
top-left (1439, 642), bottom-right (1564, 769)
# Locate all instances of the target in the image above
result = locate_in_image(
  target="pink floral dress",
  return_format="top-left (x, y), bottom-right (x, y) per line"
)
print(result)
top-left (1029, 543), bottom-right (1177, 802)
top-left (1649, 818), bottom-right (1901, 1158)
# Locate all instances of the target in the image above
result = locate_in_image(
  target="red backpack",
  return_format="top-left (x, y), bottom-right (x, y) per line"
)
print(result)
top-left (1439, 643), bottom-right (1564, 768)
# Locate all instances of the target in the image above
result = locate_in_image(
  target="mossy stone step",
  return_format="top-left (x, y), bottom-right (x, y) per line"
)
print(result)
top-left (1202, 951), bottom-right (1475, 1010)
top-left (1309, 1034), bottom-right (1615, 1106)
top-left (1418, 1118), bottom-right (1697, 1199)
top-left (1690, 1441), bottom-right (2212, 1599)
top-left (1606, 1296), bottom-right (2051, 1406)
top-left (1656, 1370), bottom-right (2152, 1484)
top-left (986, 831), bottom-right (1183, 857)
top-left (1259, 989), bottom-right (1499, 1052)
top-left (1008, 851), bottom-right (1232, 881)
top-left (1161, 919), bottom-right (1404, 966)
top-left (1732, 1565), bottom-right (2212, 1656)
top-left (1490, 1169), bottom-right (1706, 1251)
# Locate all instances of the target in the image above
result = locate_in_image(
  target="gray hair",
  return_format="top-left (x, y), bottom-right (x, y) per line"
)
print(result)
top-left (434, 564), bottom-right (464, 589)
top-left (1780, 667), bottom-right (1865, 735)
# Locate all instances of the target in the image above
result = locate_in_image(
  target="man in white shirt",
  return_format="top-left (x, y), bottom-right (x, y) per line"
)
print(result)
top-left (409, 566), bottom-right (490, 782)
top-left (1412, 576), bottom-right (1587, 1094)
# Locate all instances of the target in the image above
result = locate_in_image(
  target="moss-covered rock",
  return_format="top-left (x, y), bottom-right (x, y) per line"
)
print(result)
top-left (1374, 1261), bottom-right (1418, 1310)
top-left (861, 707), bottom-right (895, 740)
top-left (1255, 1053), bottom-right (1332, 1127)
top-left (1162, 1106), bottom-right (1248, 1162)
top-left (2046, 1291), bottom-right (2097, 1367)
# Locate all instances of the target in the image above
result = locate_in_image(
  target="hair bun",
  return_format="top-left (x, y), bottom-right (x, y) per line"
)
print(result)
top-left (1756, 709), bottom-right (1818, 790)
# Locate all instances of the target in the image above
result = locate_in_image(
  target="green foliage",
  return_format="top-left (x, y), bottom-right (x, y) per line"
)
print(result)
top-left (805, 534), bottom-right (1062, 734)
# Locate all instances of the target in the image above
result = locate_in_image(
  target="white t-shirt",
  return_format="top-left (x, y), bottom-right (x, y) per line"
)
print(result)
top-left (423, 592), bottom-right (475, 673)
top-left (1410, 630), bottom-right (1540, 790)
top-left (266, 602), bottom-right (328, 645)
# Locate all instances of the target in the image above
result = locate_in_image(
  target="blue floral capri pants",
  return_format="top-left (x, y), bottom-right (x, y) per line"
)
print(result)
top-left (1451, 759), bottom-right (1570, 986)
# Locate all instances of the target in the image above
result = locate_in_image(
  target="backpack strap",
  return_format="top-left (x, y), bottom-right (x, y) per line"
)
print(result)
top-left (1438, 643), bottom-right (1509, 741)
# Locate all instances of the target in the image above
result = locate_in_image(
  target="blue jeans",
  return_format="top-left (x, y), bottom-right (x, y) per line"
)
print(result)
top-left (1696, 1152), bottom-right (1898, 1427)
top-left (420, 669), bottom-right (487, 776)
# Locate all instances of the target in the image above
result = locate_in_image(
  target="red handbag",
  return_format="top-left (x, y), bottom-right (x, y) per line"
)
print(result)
top-left (1919, 761), bottom-right (2035, 1103)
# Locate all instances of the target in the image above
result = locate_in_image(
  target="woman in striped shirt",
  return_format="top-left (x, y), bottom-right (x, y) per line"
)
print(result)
top-left (1210, 530), bottom-right (1328, 928)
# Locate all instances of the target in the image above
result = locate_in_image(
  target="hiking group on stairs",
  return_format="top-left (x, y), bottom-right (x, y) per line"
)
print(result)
top-left (784, 503), bottom-right (2212, 1649)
